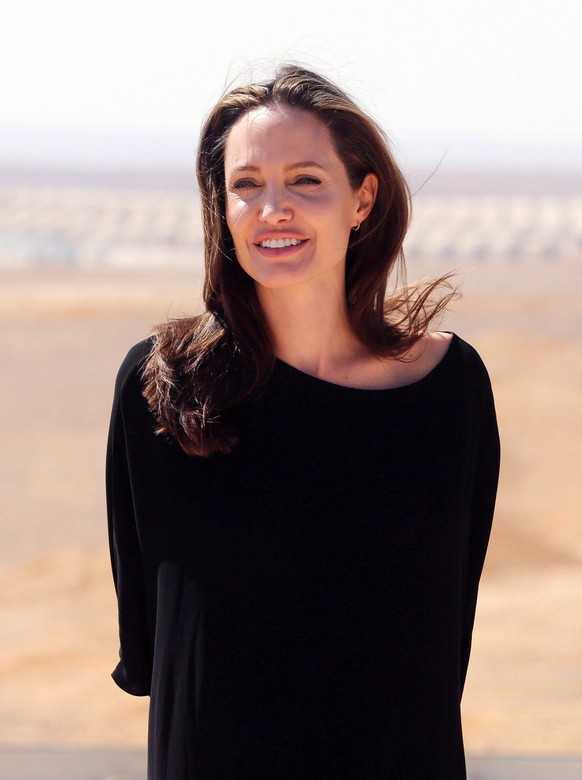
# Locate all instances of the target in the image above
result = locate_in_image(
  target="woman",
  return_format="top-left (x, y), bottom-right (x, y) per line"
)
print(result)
top-left (107, 64), bottom-right (500, 779)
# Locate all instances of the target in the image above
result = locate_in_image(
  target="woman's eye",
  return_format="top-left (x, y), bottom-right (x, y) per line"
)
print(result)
top-left (293, 176), bottom-right (321, 186)
top-left (232, 180), bottom-right (259, 191)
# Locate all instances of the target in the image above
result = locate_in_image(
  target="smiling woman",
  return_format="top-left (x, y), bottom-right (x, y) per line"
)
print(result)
top-left (107, 64), bottom-right (500, 779)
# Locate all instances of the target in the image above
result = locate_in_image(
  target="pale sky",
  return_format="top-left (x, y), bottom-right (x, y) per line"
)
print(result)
top-left (1, 0), bottom-right (581, 171)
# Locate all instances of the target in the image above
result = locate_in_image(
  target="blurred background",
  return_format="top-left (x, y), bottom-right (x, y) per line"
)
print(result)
top-left (0, 0), bottom-right (581, 774)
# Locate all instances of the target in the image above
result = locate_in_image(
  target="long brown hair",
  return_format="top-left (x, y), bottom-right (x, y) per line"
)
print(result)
top-left (143, 64), bottom-right (454, 457)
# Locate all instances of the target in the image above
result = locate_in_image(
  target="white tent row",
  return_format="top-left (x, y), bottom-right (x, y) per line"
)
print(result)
top-left (0, 184), bottom-right (580, 269)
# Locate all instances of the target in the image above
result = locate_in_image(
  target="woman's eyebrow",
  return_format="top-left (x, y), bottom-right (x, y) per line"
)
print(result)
top-left (284, 162), bottom-right (327, 172)
top-left (230, 164), bottom-right (261, 173)
top-left (229, 162), bottom-right (327, 174)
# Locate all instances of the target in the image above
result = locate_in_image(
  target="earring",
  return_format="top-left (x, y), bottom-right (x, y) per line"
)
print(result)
top-left (352, 223), bottom-right (360, 232)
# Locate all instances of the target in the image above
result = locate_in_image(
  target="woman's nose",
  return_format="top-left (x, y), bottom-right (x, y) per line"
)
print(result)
top-left (258, 187), bottom-right (292, 223)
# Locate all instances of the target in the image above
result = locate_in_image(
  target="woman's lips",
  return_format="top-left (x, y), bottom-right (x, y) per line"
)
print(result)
top-left (254, 238), bottom-right (308, 257)
top-left (259, 237), bottom-right (304, 249)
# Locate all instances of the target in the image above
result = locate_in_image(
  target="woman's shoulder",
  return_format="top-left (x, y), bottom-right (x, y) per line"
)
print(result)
top-left (394, 330), bottom-right (491, 391)
top-left (446, 332), bottom-right (492, 376)
top-left (437, 332), bottom-right (495, 405)
top-left (112, 314), bottom-right (206, 403)
top-left (415, 330), bottom-right (453, 368)
top-left (400, 331), bottom-right (491, 391)
top-left (114, 337), bottom-right (155, 396)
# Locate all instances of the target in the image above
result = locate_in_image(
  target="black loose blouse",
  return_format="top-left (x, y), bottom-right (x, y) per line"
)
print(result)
top-left (107, 333), bottom-right (500, 779)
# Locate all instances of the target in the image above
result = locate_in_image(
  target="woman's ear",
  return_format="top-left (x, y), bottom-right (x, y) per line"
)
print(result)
top-left (355, 173), bottom-right (378, 226)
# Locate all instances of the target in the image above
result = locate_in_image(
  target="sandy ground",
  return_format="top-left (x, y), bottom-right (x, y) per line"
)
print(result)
top-left (0, 266), bottom-right (581, 754)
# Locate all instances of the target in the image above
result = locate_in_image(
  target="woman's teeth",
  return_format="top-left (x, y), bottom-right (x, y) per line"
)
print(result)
top-left (259, 238), bottom-right (303, 248)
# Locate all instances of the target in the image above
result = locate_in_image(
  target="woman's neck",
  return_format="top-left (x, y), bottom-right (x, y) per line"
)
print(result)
top-left (257, 279), bottom-right (366, 379)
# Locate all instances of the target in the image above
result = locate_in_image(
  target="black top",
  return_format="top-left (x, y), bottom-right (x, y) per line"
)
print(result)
top-left (107, 333), bottom-right (500, 780)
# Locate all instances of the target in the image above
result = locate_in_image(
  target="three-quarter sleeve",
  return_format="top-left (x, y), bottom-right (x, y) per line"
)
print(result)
top-left (460, 370), bottom-right (501, 692)
top-left (106, 352), bottom-right (152, 696)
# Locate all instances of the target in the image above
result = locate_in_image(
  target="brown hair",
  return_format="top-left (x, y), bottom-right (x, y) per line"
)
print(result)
top-left (143, 64), bottom-right (454, 457)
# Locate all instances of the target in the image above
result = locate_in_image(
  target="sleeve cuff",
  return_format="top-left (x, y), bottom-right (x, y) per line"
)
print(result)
top-left (111, 661), bottom-right (151, 697)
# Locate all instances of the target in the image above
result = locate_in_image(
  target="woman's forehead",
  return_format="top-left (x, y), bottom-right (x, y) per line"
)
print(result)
top-left (224, 105), bottom-right (337, 171)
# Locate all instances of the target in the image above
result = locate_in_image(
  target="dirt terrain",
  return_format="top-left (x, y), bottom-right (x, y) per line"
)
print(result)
top-left (0, 267), bottom-right (580, 754)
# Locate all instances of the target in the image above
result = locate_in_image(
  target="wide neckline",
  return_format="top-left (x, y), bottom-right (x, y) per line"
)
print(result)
top-left (275, 332), bottom-right (458, 395)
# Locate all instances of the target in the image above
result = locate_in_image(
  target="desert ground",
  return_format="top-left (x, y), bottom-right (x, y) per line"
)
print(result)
top-left (0, 262), bottom-right (581, 755)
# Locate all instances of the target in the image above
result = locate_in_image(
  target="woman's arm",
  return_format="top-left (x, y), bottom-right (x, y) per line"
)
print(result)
top-left (106, 348), bottom-right (153, 696)
top-left (460, 370), bottom-right (501, 693)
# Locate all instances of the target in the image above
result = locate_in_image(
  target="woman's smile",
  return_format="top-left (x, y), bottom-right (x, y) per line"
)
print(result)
top-left (253, 232), bottom-right (309, 259)
top-left (258, 237), bottom-right (305, 249)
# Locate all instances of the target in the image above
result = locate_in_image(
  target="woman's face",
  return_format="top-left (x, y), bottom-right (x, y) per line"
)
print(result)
top-left (224, 104), bottom-right (376, 293)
